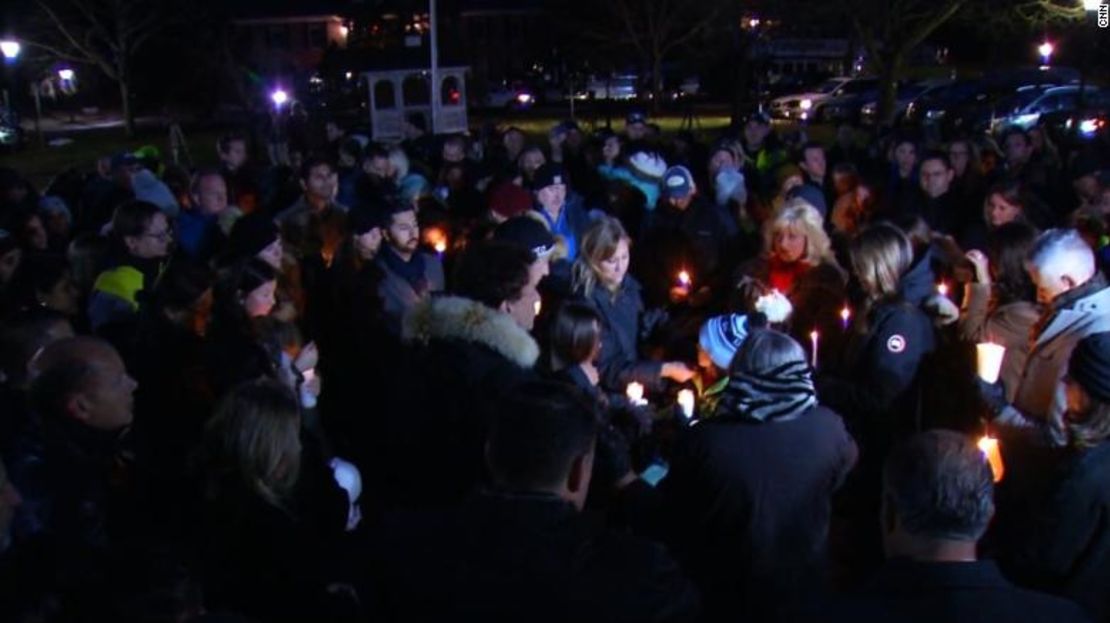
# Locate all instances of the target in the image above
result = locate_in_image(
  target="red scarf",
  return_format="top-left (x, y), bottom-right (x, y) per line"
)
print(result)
top-left (768, 257), bottom-right (810, 294)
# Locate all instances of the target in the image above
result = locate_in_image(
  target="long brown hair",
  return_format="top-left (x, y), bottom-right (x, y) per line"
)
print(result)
top-left (572, 216), bottom-right (630, 298)
top-left (849, 223), bottom-right (913, 332)
top-left (204, 379), bottom-right (302, 508)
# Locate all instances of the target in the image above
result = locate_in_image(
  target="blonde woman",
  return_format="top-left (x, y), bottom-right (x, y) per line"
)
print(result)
top-left (572, 216), bottom-right (695, 393)
top-left (734, 199), bottom-right (847, 346)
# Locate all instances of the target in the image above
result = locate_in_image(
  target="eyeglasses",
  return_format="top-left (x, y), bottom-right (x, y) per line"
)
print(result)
top-left (143, 229), bottom-right (173, 242)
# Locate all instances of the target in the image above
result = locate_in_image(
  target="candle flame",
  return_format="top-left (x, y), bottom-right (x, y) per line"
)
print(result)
top-left (533, 299), bottom-right (542, 316)
top-left (977, 436), bottom-right (1005, 483)
top-left (434, 240), bottom-right (447, 254)
top-left (626, 382), bottom-right (645, 404)
top-left (840, 306), bottom-right (851, 321)
top-left (677, 270), bottom-right (691, 286)
top-left (937, 282), bottom-right (949, 297)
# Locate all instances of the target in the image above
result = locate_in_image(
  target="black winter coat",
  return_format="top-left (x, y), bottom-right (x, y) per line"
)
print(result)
top-left (384, 296), bottom-right (540, 508)
top-left (810, 559), bottom-right (1090, 623)
top-left (372, 491), bottom-right (701, 623)
top-left (1002, 441), bottom-right (1110, 622)
top-left (661, 406), bottom-right (857, 622)
top-left (579, 277), bottom-right (663, 394)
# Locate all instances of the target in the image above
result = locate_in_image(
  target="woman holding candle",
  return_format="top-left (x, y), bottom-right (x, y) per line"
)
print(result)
top-left (958, 222), bottom-right (1041, 401)
top-left (733, 199), bottom-right (847, 355)
top-left (572, 216), bottom-right (695, 394)
top-left (661, 328), bottom-right (857, 621)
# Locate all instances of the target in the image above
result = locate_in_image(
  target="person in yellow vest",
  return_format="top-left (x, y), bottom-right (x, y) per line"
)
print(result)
top-left (88, 200), bottom-right (171, 332)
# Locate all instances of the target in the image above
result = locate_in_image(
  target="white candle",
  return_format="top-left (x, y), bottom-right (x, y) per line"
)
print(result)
top-left (533, 299), bottom-right (542, 317)
top-left (809, 330), bottom-right (819, 368)
top-left (976, 342), bottom-right (1007, 384)
top-left (677, 389), bottom-right (695, 419)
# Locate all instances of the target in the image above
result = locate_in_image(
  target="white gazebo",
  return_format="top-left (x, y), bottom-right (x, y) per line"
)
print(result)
top-left (364, 67), bottom-right (469, 141)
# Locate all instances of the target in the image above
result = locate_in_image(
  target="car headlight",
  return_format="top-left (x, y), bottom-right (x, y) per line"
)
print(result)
top-left (800, 99), bottom-right (813, 110)
top-left (515, 93), bottom-right (534, 105)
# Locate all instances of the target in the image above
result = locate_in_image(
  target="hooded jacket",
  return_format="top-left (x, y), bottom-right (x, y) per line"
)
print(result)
top-left (998, 273), bottom-right (1110, 445)
top-left (384, 296), bottom-right (540, 507)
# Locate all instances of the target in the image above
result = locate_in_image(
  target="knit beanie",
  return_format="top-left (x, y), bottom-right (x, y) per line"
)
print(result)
top-left (699, 314), bottom-right (751, 371)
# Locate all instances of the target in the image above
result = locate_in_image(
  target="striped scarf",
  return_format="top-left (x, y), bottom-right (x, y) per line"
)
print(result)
top-left (717, 360), bottom-right (817, 423)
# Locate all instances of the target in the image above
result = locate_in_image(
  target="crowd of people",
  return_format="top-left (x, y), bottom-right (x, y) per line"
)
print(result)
top-left (0, 106), bottom-right (1109, 622)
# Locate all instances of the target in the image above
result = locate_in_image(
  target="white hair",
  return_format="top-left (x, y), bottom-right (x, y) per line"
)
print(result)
top-left (1027, 229), bottom-right (1096, 283)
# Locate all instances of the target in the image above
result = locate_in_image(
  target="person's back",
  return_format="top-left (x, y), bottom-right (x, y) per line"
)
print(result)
top-left (373, 381), bottom-right (700, 622)
top-left (814, 430), bottom-right (1089, 623)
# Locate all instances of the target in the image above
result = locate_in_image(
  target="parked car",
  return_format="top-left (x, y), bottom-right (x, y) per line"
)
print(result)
top-left (573, 75), bottom-right (640, 101)
top-left (811, 78), bottom-right (880, 123)
top-left (860, 80), bottom-right (952, 125)
top-left (990, 85), bottom-right (1103, 133)
top-left (1038, 91), bottom-right (1110, 147)
top-left (768, 76), bottom-right (868, 121)
top-left (480, 80), bottom-right (538, 109)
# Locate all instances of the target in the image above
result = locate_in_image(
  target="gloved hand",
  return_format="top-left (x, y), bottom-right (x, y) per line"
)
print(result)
top-left (976, 377), bottom-right (1008, 419)
top-left (923, 294), bottom-right (960, 326)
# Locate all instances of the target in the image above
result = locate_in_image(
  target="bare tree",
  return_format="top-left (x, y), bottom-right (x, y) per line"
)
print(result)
top-left (845, 0), bottom-right (968, 127)
top-left (22, 0), bottom-right (182, 136)
top-left (560, 0), bottom-right (728, 111)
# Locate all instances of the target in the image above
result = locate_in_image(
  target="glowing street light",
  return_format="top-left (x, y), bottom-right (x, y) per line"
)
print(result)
top-left (1038, 41), bottom-right (1054, 65)
top-left (270, 88), bottom-right (289, 107)
top-left (0, 40), bottom-right (20, 60)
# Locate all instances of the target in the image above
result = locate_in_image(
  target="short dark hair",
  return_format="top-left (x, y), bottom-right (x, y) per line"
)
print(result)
top-left (299, 156), bottom-right (332, 181)
top-left (487, 380), bottom-right (599, 490)
top-left (883, 430), bottom-right (994, 542)
top-left (189, 167), bottom-right (225, 196)
top-left (919, 149), bottom-right (951, 170)
top-left (363, 144), bottom-right (389, 163)
top-left (27, 336), bottom-right (112, 420)
top-left (796, 141), bottom-right (824, 165)
top-left (110, 200), bottom-right (161, 240)
top-left (1001, 127), bottom-right (1031, 147)
top-left (217, 131), bottom-right (247, 155)
top-left (452, 242), bottom-right (533, 309)
top-left (550, 301), bottom-right (601, 370)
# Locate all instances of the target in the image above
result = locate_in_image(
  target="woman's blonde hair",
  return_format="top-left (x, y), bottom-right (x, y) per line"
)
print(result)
top-left (849, 222), bottom-right (913, 303)
top-left (572, 216), bottom-right (630, 298)
top-left (763, 198), bottom-right (836, 267)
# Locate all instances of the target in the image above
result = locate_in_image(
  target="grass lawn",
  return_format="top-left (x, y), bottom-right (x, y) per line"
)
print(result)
top-left (0, 107), bottom-right (828, 188)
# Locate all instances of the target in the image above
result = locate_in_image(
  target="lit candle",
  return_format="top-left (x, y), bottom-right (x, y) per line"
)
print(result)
top-left (840, 305), bottom-right (851, 330)
top-left (533, 299), bottom-right (542, 317)
top-left (677, 270), bottom-right (691, 287)
top-left (975, 342), bottom-right (1007, 384)
top-left (434, 239), bottom-right (447, 256)
top-left (677, 389), bottom-right (695, 419)
top-left (809, 330), bottom-right (819, 368)
top-left (626, 382), bottom-right (646, 406)
top-left (977, 435), bottom-right (1005, 483)
top-left (937, 281), bottom-right (950, 298)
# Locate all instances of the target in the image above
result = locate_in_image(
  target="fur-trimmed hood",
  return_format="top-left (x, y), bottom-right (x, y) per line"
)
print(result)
top-left (402, 295), bottom-right (540, 369)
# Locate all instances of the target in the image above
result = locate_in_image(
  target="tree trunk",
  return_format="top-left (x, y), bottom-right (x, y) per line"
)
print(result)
top-left (119, 76), bottom-right (135, 137)
top-left (876, 54), bottom-right (903, 129)
top-left (650, 56), bottom-right (662, 114)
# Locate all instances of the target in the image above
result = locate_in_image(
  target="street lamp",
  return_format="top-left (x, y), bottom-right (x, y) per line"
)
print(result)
top-left (270, 88), bottom-right (288, 107)
top-left (1038, 41), bottom-right (1054, 65)
top-left (0, 40), bottom-right (19, 61)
